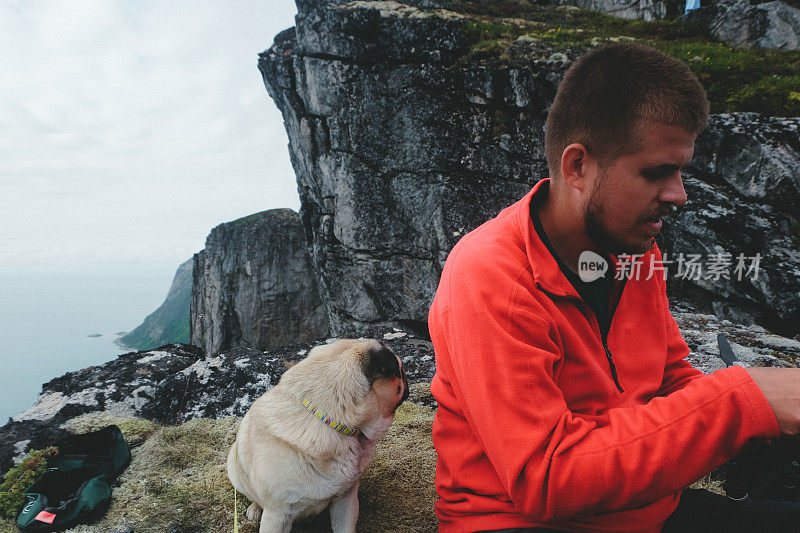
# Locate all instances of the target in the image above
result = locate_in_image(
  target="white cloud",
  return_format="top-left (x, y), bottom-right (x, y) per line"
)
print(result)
top-left (0, 0), bottom-right (300, 268)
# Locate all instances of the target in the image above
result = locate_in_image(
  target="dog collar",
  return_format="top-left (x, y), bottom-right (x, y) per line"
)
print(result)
top-left (301, 398), bottom-right (362, 437)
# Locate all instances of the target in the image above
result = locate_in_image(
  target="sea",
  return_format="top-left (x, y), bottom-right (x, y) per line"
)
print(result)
top-left (0, 264), bottom-right (178, 423)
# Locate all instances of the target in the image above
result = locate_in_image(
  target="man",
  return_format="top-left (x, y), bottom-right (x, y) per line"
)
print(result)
top-left (428, 42), bottom-right (800, 532)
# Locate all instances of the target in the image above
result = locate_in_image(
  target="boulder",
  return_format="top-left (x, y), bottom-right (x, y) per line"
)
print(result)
top-left (683, 0), bottom-right (800, 49)
top-left (662, 113), bottom-right (800, 336)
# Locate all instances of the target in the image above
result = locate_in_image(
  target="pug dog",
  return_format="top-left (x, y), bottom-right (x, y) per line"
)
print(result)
top-left (227, 338), bottom-right (409, 533)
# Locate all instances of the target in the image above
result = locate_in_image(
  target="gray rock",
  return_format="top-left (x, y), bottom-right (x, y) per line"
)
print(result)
top-left (259, 2), bottom-right (800, 339)
top-left (554, 0), bottom-right (674, 21)
top-left (556, 0), bottom-right (799, 38)
top-left (292, 0), bottom-right (473, 64)
top-left (10, 344), bottom-right (205, 426)
top-left (143, 331), bottom-right (436, 424)
top-left (190, 209), bottom-right (329, 355)
top-left (260, 9), bottom-right (560, 337)
top-left (683, 0), bottom-right (800, 50)
top-left (676, 311), bottom-right (800, 372)
top-left (0, 343), bottom-right (203, 474)
top-left (661, 113), bottom-right (800, 337)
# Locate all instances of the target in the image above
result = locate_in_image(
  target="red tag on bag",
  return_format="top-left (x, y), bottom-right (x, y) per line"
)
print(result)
top-left (34, 511), bottom-right (56, 524)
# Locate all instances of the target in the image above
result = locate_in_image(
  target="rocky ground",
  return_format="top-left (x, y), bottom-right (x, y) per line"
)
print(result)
top-left (2, 316), bottom-right (800, 531)
top-left (0, 331), bottom-right (435, 475)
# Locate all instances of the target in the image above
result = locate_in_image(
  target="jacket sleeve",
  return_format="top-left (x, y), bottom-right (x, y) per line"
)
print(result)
top-left (654, 250), bottom-right (704, 396)
top-left (657, 306), bottom-right (704, 396)
top-left (435, 249), bottom-right (781, 522)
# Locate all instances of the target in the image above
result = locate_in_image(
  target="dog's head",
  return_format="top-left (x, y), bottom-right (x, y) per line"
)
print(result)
top-left (295, 338), bottom-right (409, 439)
top-left (361, 340), bottom-right (410, 415)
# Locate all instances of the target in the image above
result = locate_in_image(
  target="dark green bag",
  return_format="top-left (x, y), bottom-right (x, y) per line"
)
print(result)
top-left (15, 425), bottom-right (131, 531)
top-left (47, 425), bottom-right (131, 480)
top-left (15, 466), bottom-right (111, 532)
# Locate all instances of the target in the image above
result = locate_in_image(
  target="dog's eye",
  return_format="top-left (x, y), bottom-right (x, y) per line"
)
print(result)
top-left (396, 385), bottom-right (401, 394)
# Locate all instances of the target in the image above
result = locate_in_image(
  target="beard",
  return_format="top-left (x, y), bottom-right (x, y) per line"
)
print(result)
top-left (584, 181), bottom-right (672, 256)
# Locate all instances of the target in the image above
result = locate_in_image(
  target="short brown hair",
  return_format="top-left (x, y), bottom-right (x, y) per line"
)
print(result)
top-left (544, 42), bottom-right (709, 177)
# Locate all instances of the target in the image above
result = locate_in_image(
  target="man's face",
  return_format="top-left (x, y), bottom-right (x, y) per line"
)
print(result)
top-left (583, 120), bottom-right (696, 255)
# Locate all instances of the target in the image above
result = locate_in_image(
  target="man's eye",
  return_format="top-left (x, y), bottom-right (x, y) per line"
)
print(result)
top-left (642, 171), bottom-right (663, 181)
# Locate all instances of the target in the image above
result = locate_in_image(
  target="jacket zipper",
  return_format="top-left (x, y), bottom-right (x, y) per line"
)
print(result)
top-left (603, 340), bottom-right (624, 393)
top-left (603, 275), bottom-right (627, 393)
top-left (536, 281), bottom-right (626, 393)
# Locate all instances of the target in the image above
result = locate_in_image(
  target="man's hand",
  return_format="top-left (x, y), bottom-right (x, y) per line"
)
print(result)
top-left (745, 367), bottom-right (800, 436)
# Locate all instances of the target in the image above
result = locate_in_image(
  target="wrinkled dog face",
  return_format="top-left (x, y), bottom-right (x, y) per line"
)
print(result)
top-left (361, 340), bottom-right (409, 418)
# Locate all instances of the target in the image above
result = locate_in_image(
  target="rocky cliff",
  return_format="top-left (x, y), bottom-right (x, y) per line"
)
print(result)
top-left (123, 208), bottom-right (328, 356)
top-left (259, 4), bottom-right (550, 337)
top-left (190, 209), bottom-right (329, 355)
top-left (119, 258), bottom-right (193, 350)
top-left (258, 0), bottom-right (800, 339)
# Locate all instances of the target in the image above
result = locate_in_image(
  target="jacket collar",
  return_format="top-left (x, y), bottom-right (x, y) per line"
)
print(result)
top-left (519, 178), bottom-right (652, 299)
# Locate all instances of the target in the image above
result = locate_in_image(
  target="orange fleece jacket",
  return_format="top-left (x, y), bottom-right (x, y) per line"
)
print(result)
top-left (428, 179), bottom-right (781, 532)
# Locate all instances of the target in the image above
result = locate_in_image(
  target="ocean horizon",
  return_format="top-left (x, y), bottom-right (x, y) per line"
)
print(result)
top-left (0, 264), bottom-right (181, 422)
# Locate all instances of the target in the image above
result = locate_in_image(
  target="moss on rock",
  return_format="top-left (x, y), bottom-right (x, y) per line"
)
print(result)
top-left (451, 2), bottom-right (800, 117)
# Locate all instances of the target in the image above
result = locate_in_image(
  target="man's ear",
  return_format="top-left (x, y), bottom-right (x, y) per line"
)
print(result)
top-left (560, 143), bottom-right (594, 193)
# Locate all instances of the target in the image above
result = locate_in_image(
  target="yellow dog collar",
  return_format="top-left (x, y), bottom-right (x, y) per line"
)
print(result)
top-left (302, 398), bottom-right (362, 437)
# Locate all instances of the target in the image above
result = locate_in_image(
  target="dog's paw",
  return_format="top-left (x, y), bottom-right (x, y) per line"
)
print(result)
top-left (246, 502), bottom-right (263, 522)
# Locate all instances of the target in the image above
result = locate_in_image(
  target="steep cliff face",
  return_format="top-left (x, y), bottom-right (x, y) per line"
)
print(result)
top-left (190, 209), bottom-right (328, 355)
top-left (260, 2), bottom-right (557, 336)
top-left (119, 258), bottom-right (192, 350)
top-left (259, 0), bottom-right (800, 338)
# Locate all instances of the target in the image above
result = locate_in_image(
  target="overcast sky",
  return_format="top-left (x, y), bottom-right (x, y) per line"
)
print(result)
top-left (0, 0), bottom-right (300, 270)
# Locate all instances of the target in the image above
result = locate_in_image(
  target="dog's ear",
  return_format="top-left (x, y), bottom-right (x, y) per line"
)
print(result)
top-left (362, 343), bottom-right (402, 384)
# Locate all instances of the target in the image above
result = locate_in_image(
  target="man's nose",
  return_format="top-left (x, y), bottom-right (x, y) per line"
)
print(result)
top-left (658, 173), bottom-right (688, 206)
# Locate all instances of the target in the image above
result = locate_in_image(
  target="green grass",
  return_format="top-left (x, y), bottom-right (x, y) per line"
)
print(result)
top-left (461, 19), bottom-right (519, 41)
top-left (121, 316), bottom-right (190, 351)
top-left (727, 75), bottom-right (800, 117)
top-left (450, 2), bottom-right (800, 117)
top-left (649, 41), bottom-right (800, 116)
